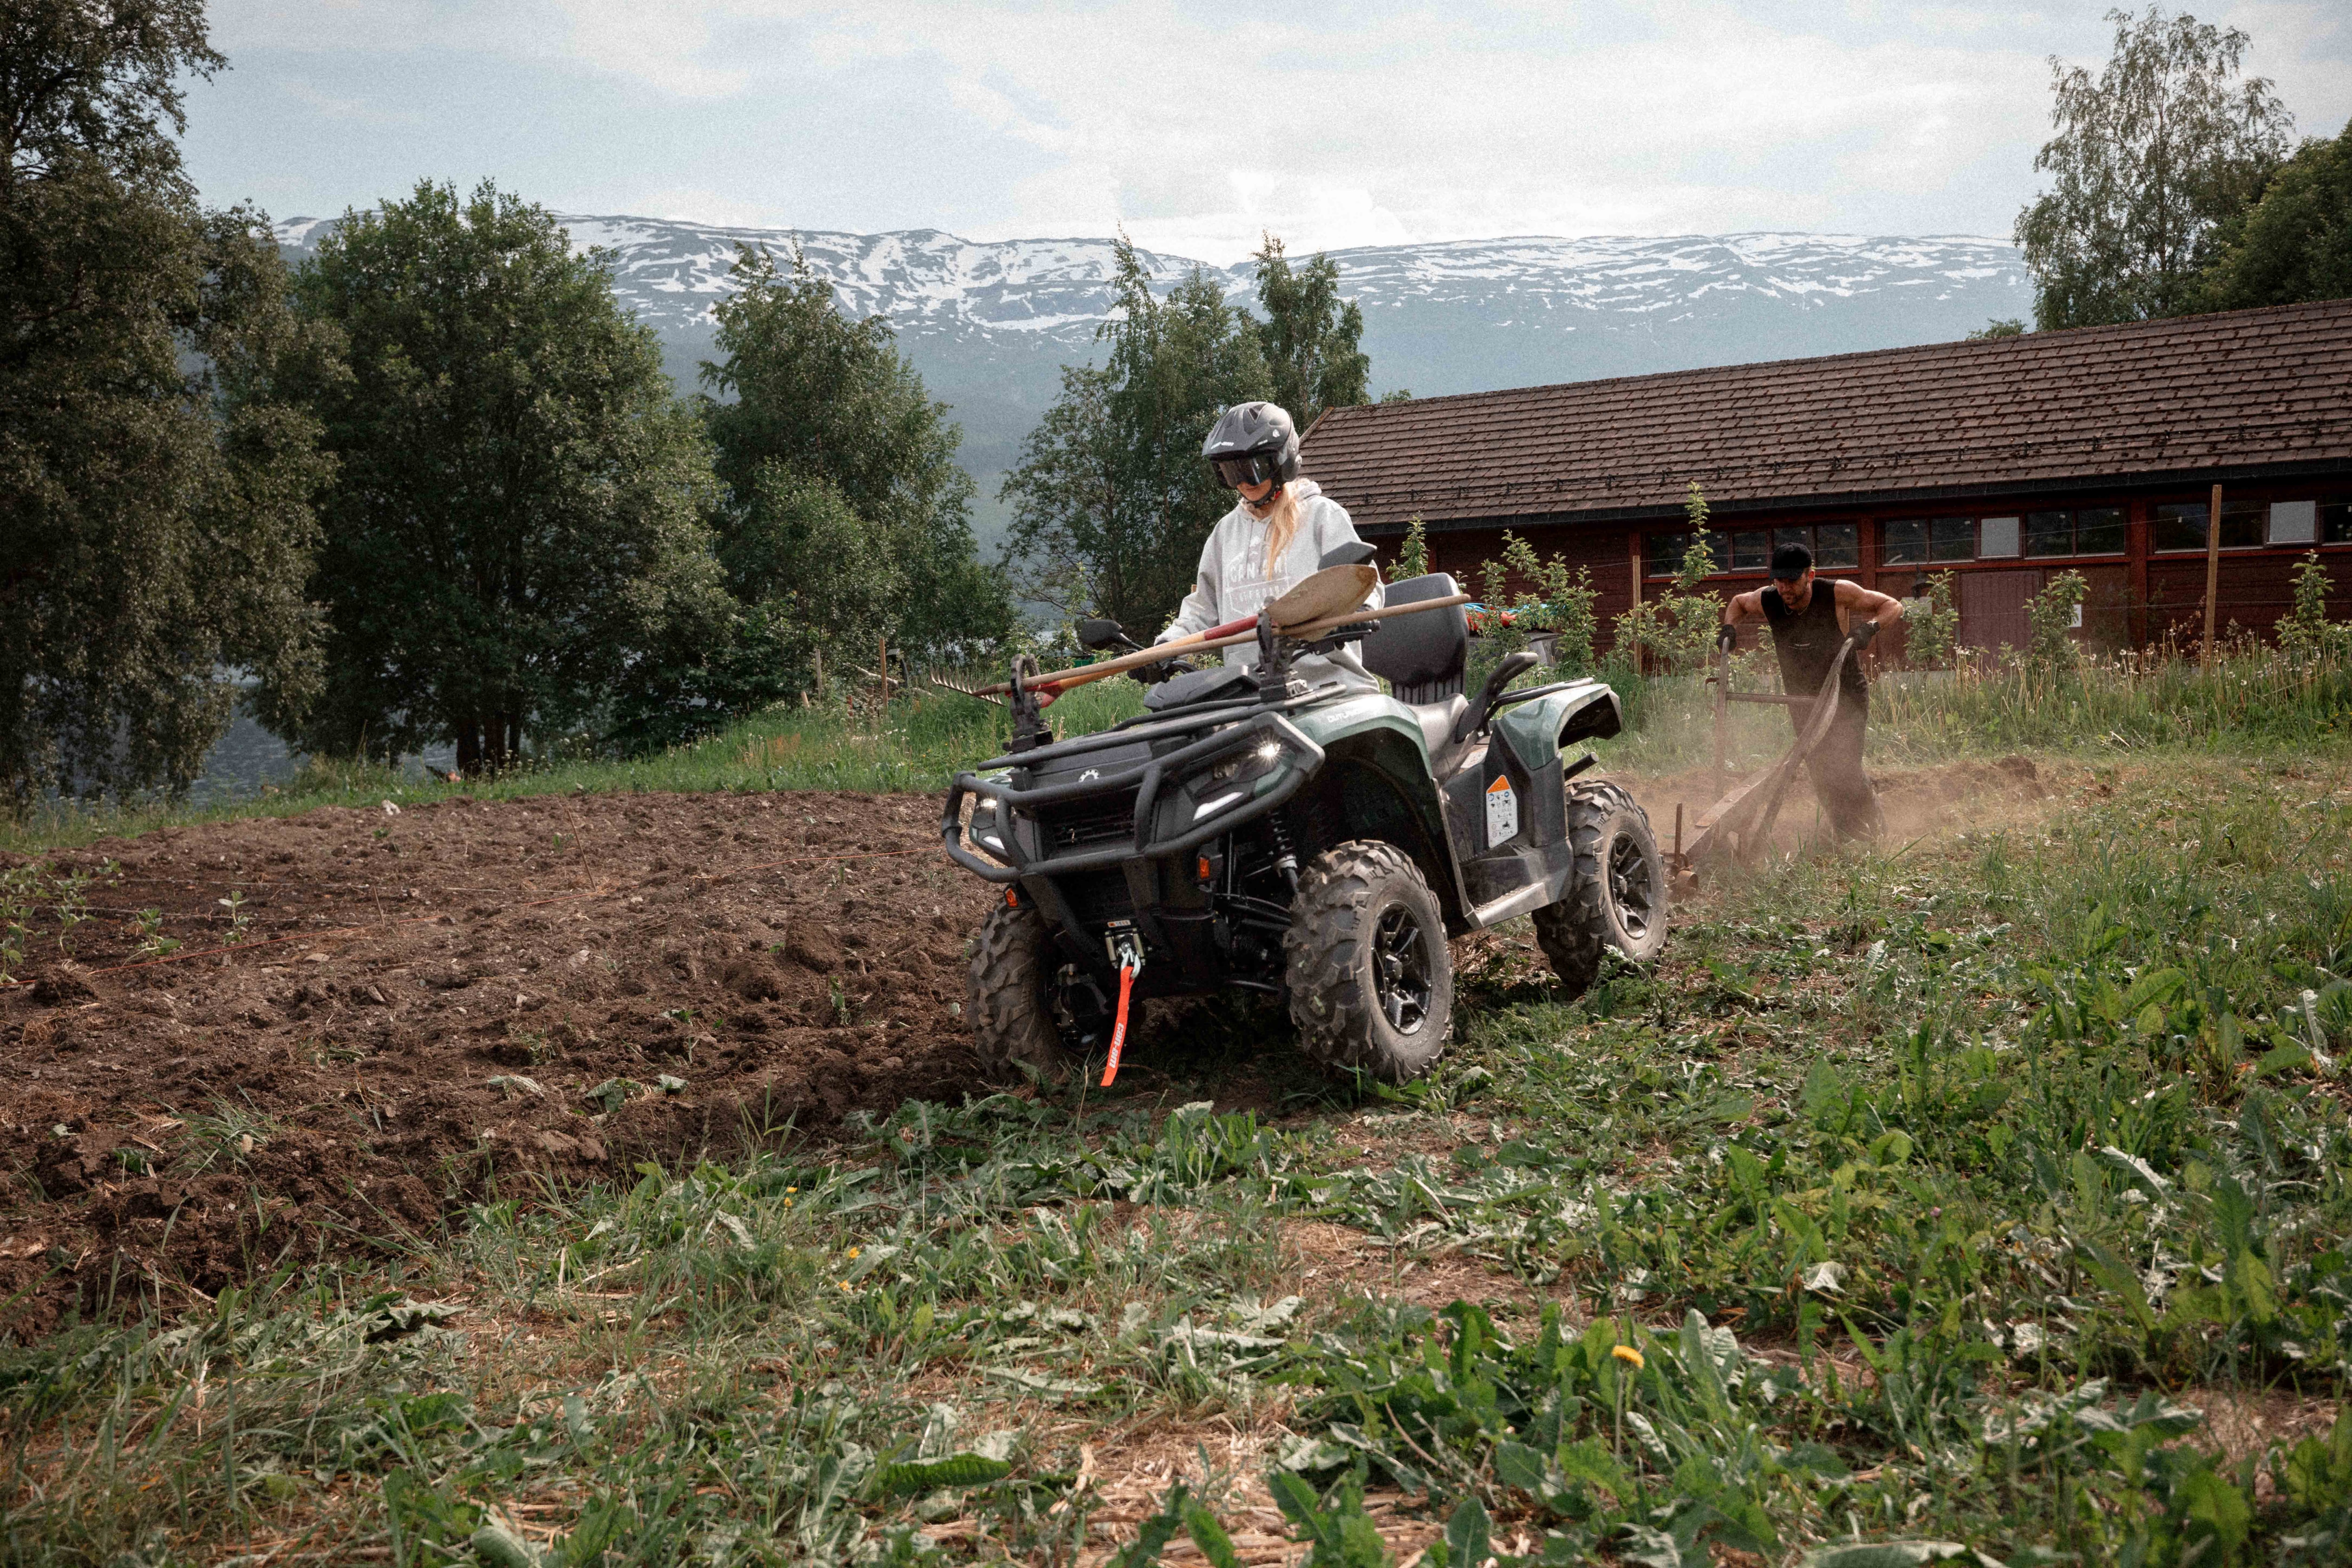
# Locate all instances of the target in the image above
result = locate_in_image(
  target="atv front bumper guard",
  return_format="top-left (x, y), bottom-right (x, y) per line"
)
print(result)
top-left (939, 711), bottom-right (1326, 883)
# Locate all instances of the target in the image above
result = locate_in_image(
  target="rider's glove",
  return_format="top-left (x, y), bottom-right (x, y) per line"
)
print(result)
top-left (1715, 623), bottom-right (1737, 654)
top-left (1851, 618), bottom-right (1880, 649)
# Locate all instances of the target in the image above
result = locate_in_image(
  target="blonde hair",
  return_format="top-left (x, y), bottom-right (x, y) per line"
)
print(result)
top-left (1261, 481), bottom-right (1304, 564)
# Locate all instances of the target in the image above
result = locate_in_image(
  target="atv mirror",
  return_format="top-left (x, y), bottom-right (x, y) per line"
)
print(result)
top-left (1318, 541), bottom-right (1378, 570)
top-left (1076, 617), bottom-right (1129, 652)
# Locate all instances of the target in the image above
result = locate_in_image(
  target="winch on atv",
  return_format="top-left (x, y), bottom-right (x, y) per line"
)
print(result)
top-left (938, 557), bottom-right (1669, 1083)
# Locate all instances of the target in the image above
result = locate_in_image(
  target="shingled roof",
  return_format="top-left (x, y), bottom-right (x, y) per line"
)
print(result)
top-left (1301, 297), bottom-right (2352, 529)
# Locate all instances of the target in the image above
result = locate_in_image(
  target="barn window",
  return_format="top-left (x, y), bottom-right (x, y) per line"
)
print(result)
top-left (2266, 502), bottom-right (2316, 545)
top-left (1814, 523), bottom-right (1859, 567)
top-left (1931, 518), bottom-right (1976, 560)
top-left (2024, 507), bottom-right (2126, 557)
top-left (2077, 507), bottom-right (2126, 554)
top-left (2325, 499), bottom-right (2352, 544)
top-left (2155, 500), bottom-right (2265, 551)
top-left (1886, 517), bottom-right (1976, 564)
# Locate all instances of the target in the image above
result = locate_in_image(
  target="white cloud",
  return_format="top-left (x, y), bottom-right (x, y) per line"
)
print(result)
top-left (197, 0), bottom-right (2352, 259)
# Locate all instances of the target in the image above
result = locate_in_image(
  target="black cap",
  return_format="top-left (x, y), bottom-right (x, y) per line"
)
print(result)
top-left (1769, 542), bottom-right (1813, 580)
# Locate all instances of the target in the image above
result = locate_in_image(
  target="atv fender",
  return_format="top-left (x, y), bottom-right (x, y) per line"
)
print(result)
top-left (1287, 692), bottom-right (1470, 927)
top-left (1430, 679), bottom-right (1626, 932)
top-left (1488, 678), bottom-right (1623, 779)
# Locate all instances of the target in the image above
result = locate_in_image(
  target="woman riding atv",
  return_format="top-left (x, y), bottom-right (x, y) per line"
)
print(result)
top-left (1158, 400), bottom-right (1383, 692)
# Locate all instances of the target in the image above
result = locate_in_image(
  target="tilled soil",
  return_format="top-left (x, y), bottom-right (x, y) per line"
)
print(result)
top-left (0, 759), bottom-right (2052, 1336)
top-left (0, 790), bottom-right (1011, 1334)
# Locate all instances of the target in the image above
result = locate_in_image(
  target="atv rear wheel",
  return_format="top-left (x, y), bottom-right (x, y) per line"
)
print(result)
top-left (967, 899), bottom-right (1079, 1081)
top-left (1284, 841), bottom-right (1453, 1083)
top-left (1532, 780), bottom-right (1668, 994)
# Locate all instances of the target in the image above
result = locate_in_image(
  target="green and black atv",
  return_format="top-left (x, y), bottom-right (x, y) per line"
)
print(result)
top-left (938, 561), bottom-right (1668, 1083)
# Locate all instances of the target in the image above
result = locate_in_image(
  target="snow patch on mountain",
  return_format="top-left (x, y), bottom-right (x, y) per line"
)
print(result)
top-left (276, 213), bottom-right (2024, 356)
top-left (270, 213), bottom-right (2029, 520)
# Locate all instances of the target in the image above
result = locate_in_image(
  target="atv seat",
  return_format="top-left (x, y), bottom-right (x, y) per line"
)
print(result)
top-left (1361, 572), bottom-right (1471, 764)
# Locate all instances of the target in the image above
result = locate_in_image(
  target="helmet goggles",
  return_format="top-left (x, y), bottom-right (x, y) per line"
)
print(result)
top-left (1211, 453), bottom-right (1282, 490)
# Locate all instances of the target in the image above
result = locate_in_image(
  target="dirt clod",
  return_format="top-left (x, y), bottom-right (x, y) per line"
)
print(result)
top-left (29, 963), bottom-right (97, 1005)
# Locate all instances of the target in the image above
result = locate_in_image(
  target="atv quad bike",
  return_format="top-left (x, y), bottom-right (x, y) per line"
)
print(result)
top-left (939, 562), bottom-right (1669, 1084)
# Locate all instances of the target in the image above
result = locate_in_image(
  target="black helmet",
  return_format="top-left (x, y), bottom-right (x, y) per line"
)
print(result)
top-left (1202, 401), bottom-right (1300, 490)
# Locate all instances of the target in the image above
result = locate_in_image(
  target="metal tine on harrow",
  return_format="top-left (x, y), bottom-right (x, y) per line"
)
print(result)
top-left (921, 663), bottom-right (1004, 706)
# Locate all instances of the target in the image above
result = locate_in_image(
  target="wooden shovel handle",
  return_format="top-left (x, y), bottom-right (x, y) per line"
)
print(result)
top-left (977, 594), bottom-right (1471, 698)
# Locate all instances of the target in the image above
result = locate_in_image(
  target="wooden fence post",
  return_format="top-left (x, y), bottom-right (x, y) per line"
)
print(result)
top-left (1628, 532), bottom-right (1644, 675)
top-left (2202, 483), bottom-right (2222, 667)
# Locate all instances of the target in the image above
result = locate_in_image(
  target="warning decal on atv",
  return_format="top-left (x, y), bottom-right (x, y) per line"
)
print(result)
top-left (1485, 774), bottom-right (1518, 847)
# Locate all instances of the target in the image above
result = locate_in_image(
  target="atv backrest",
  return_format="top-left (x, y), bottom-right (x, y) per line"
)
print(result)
top-left (1361, 573), bottom-right (1468, 704)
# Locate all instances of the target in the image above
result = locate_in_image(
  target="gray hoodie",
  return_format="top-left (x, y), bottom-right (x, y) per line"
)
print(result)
top-left (1157, 480), bottom-right (1385, 692)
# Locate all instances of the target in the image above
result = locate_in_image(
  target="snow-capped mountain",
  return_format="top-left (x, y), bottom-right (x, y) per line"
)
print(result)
top-left (273, 215), bottom-right (2028, 540)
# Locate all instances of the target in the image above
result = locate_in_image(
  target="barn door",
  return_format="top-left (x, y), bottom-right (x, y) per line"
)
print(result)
top-left (1960, 570), bottom-right (2039, 653)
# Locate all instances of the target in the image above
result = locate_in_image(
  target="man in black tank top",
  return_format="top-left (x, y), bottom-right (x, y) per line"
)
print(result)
top-left (1718, 542), bottom-right (1904, 842)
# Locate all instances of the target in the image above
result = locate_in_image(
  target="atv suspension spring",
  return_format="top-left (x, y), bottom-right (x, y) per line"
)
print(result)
top-left (1266, 813), bottom-right (1300, 894)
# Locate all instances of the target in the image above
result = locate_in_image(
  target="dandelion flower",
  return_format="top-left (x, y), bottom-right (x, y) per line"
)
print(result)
top-left (787, 1186), bottom-right (799, 1194)
top-left (846, 1247), bottom-right (861, 1259)
top-left (839, 1280), bottom-right (851, 1290)
top-left (1612, 1345), bottom-right (1645, 1370)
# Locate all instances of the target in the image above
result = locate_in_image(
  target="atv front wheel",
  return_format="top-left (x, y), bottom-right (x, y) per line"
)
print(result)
top-left (967, 899), bottom-right (1079, 1081)
top-left (1532, 780), bottom-right (1668, 994)
top-left (1284, 841), bottom-right (1453, 1083)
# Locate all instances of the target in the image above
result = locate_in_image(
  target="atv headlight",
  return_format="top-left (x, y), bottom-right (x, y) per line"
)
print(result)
top-left (1190, 738), bottom-right (1291, 820)
top-left (970, 796), bottom-right (1008, 855)
top-left (1206, 737), bottom-right (1289, 787)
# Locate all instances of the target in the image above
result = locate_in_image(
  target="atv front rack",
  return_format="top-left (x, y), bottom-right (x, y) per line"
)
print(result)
top-left (939, 710), bottom-right (1326, 883)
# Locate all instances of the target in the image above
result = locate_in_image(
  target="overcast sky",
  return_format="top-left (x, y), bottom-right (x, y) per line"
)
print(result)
top-left (190, 1), bottom-right (2351, 263)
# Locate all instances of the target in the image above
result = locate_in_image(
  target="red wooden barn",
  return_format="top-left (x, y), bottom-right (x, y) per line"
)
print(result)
top-left (1299, 297), bottom-right (2352, 656)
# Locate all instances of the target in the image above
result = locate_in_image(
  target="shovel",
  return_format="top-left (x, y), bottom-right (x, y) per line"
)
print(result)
top-left (976, 564), bottom-right (1381, 698)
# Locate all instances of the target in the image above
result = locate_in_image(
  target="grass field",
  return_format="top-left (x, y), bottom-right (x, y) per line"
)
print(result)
top-left (0, 681), bottom-right (1149, 856)
top-left (6, 747), bottom-right (2349, 1566)
top-left (16, 637), bottom-right (2349, 857)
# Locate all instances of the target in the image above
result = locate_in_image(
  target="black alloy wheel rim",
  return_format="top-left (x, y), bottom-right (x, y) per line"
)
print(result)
top-left (1607, 830), bottom-right (1658, 942)
top-left (1372, 903), bottom-right (1433, 1035)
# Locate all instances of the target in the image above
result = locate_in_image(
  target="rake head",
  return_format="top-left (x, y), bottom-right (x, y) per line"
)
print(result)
top-left (922, 665), bottom-right (1004, 706)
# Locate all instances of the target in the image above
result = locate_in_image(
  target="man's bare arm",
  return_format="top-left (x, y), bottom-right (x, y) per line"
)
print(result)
top-left (1831, 578), bottom-right (1904, 635)
top-left (1722, 587), bottom-right (1768, 627)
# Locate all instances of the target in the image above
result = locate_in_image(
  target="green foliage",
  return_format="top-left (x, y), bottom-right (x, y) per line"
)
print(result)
top-left (284, 180), bottom-right (728, 774)
top-left (0, 0), bottom-right (332, 809)
top-left (1674, 480), bottom-right (1719, 593)
top-left (616, 241), bottom-right (1023, 751)
top-left (698, 246), bottom-right (1012, 670)
top-left (2280, 552), bottom-right (2351, 664)
top-left (1253, 236), bottom-right (1371, 433)
top-left (1001, 237), bottom-right (1272, 632)
top-left (2015, 7), bottom-right (2294, 328)
top-left (2200, 117), bottom-right (2352, 309)
top-left (2026, 569), bottom-right (2088, 673)
top-left (1594, 637), bottom-right (2350, 776)
top-left (1905, 573), bottom-right (1961, 670)
top-left (1968, 318), bottom-right (2027, 339)
top-left (0, 677), bottom-right (1153, 854)
top-left (1613, 578), bottom-right (1717, 678)
top-left (1388, 517), bottom-right (1430, 582)
top-left (1593, 482), bottom-right (1721, 676)
top-left (1494, 533), bottom-right (1599, 676)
